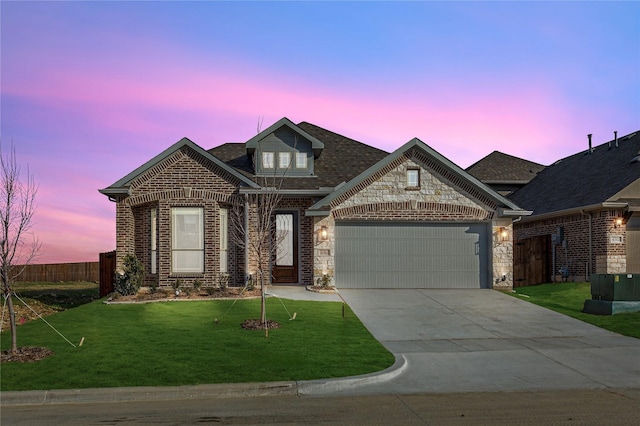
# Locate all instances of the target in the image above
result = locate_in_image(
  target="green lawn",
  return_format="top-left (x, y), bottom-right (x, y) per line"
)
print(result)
top-left (510, 282), bottom-right (640, 339)
top-left (1, 297), bottom-right (394, 391)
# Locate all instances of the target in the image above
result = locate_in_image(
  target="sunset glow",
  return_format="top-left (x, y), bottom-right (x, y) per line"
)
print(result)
top-left (2, 1), bottom-right (639, 263)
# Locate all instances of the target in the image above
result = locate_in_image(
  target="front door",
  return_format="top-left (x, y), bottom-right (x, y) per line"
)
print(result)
top-left (272, 212), bottom-right (298, 283)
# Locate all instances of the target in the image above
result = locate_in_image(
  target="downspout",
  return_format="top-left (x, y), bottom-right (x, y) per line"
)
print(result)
top-left (244, 193), bottom-right (250, 284)
top-left (581, 209), bottom-right (592, 280)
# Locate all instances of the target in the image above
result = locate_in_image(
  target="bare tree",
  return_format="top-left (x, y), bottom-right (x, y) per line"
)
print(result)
top-left (230, 125), bottom-right (293, 330)
top-left (0, 143), bottom-right (41, 353)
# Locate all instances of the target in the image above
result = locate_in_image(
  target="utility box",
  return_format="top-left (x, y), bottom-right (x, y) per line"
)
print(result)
top-left (585, 273), bottom-right (640, 315)
top-left (590, 274), bottom-right (640, 302)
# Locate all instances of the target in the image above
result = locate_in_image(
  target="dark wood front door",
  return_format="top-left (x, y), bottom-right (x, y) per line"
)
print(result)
top-left (272, 212), bottom-right (298, 283)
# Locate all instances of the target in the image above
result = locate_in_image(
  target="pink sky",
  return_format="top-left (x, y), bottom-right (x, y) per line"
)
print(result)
top-left (2, 2), bottom-right (638, 263)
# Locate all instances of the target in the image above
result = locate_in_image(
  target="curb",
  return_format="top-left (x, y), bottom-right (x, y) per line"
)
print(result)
top-left (298, 354), bottom-right (408, 395)
top-left (1, 356), bottom-right (407, 406)
top-left (0, 381), bottom-right (298, 406)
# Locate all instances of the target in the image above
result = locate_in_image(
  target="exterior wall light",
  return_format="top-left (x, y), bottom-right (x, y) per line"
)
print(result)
top-left (614, 217), bottom-right (623, 228)
top-left (319, 226), bottom-right (328, 241)
top-left (498, 227), bottom-right (509, 242)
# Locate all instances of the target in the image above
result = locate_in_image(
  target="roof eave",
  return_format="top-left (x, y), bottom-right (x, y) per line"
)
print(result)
top-left (517, 202), bottom-right (630, 223)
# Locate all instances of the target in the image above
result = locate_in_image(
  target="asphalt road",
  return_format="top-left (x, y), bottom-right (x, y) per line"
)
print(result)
top-left (3, 388), bottom-right (640, 425)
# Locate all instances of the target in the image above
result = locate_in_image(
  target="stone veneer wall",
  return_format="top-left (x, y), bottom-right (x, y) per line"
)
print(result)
top-left (514, 209), bottom-right (626, 279)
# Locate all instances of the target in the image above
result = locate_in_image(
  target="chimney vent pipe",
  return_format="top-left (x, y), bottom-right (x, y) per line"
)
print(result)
top-left (588, 134), bottom-right (593, 153)
top-left (614, 131), bottom-right (618, 148)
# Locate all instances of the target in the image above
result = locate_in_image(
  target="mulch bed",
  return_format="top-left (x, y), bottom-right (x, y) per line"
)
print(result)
top-left (107, 287), bottom-right (262, 303)
top-left (1, 346), bottom-right (54, 363)
top-left (241, 319), bottom-right (281, 330)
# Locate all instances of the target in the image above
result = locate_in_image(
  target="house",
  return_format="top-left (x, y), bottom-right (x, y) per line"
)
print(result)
top-left (99, 118), bottom-right (531, 291)
top-left (466, 151), bottom-right (545, 196)
top-left (508, 131), bottom-right (640, 286)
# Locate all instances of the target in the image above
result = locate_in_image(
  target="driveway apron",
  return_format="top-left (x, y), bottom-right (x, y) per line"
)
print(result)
top-left (331, 289), bottom-right (640, 395)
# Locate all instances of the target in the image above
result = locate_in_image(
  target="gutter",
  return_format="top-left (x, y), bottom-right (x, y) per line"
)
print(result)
top-left (239, 188), bottom-right (334, 196)
top-left (516, 202), bottom-right (629, 223)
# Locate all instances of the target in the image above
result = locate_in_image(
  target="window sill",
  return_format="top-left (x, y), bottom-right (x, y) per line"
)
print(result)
top-left (169, 273), bottom-right (205, 278)
top-left (405, 186), bottom-right (421, 191)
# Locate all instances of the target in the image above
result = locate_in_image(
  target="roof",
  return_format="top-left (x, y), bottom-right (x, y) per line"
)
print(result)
top-left (508, 131), bottom-right (640, 216)
top-left (99, 137), bottom-right (259, 197)
top-left (308, 137), bottom-right (529, 216)
top-left (208, 121), bottom-right (389, 191)
top-left (466, 151), bottom-right (545, 184)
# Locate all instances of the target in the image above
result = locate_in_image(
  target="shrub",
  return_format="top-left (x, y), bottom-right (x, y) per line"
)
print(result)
top-left (246, 275), bottom-right (255, 291)
top-left (193, 279), bottom-right (203, 293)
top-left (172, 278), bottom-right (182, 294)
top-left (218, 273), bottom-right (229, 290)
top-left (114, 254), bottom-right (145, 296)
top-left (316, 274), bottom-right (332, 289)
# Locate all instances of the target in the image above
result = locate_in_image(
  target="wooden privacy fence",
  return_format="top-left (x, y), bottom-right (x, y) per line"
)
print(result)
top-left (99, 250), bottom-right (116, 297)
top-left (13, 262), bottom-right (100, 283)
top-left (514, 235), bottom-right (551, 287)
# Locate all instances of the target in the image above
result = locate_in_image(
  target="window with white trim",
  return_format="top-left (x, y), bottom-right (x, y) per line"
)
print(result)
top-left (295, 152), bottom-right (307, 169)
top-left (219, 208), bottom-right (228, 273)
top-left (278, 152), bottom-right (291, 169)
top-left (171, 207), bottom-right (204, 273)
top-left (262, 152), bottom-right (274, 169)
top-left (150, 208), bottom-right (157, 274)
top-left (406, 169), bottom-right (420, 188)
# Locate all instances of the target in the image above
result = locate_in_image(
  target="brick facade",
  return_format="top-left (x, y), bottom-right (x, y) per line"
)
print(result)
top-left (112, 140), bottom-right (517, 291)
top-left (116, 147), bottom-right (244, 288)
top-left (514, 209), bottom-right (627, 280)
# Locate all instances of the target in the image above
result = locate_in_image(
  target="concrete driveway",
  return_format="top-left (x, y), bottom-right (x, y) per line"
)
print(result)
top-left (302, 289), bottom-right (640, 395)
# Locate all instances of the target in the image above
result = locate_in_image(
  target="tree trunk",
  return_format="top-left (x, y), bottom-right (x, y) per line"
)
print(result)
top-left (4, 286), bottom-right (17, 353)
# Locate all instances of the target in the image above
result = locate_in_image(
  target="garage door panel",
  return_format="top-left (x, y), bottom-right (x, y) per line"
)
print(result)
top-left (335, 222), bottom-right (488, 289)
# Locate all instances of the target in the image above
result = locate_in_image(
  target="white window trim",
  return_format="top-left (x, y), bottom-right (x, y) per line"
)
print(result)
top-left (171, 207), bottom-right (204, 274)
top-left (295, 152), bottom-right (308, 169)
top-left (278, 152), bottom-right (291, 169)
top-left (406, 169), bottom-right (420, 188)
top-left (150, 208), bottom-right (157, 274)
top-left (219, 208), bottom-right (228, 273)
top-left (262, 152), bottom-right (275, 169)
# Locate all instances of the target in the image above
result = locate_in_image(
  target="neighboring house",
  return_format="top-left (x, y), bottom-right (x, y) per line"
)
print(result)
top-left (508, 131), bottom-right (640, 286)
top-left (99, 117), bottom-right (531, 291)
top-left (466, 151), bottom-right (545, 196)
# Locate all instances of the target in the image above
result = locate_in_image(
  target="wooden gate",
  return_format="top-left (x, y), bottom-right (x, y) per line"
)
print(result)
top-left (514, 235), bottom-right (551, 287)
top-left (99, 250), bottom-right (116, 297)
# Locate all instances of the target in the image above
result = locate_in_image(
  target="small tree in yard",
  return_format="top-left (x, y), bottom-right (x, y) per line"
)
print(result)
top-left (0, 143), bottom-right (41, 354)
top-left (230, 122), bottom-right (293, 332)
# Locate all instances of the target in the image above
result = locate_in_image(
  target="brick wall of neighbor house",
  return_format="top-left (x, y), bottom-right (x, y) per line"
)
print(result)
top-left (314, 154), bottom-right (514, 288)
top-left (514, 209), bottom-right (627, 280)
top-left (115, 147), bottom-right (244, 288)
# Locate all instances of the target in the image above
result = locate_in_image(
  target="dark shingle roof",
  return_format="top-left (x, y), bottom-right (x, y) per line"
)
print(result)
top-left (508, 131), bottom-right (640, 216)
top-left (466, 151), bottom-right (545, 183)
top-left (208, 122), bottom-right (389, 191)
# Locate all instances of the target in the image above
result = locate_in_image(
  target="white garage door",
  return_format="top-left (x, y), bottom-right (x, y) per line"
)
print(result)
top-left (335, 222), bottom-right (489, 289)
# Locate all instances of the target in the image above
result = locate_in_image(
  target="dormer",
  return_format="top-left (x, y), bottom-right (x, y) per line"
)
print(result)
top-left (246, 117), bottom-right (324, 177)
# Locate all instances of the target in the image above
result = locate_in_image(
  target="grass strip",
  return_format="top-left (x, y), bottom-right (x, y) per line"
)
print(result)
top-left (510, 282), bottom-right (640, 339)
top-left (1, 297), bottom-right (394, 391)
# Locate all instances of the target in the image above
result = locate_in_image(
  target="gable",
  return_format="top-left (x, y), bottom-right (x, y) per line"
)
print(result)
top-left (333, 152), bottom-right (491, 213)
top-left (130, 146), bottom-right (240, 197)
top-left (99, 137), bottom-right (258, 199)
top-left (308, 138), bottom-right (528, 218)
